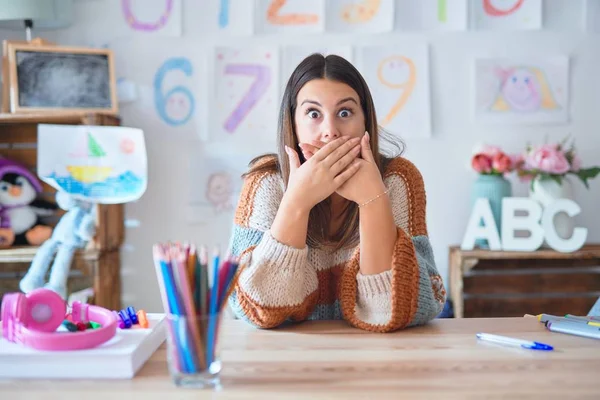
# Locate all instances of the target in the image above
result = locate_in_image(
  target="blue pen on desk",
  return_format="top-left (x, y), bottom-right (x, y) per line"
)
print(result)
top-left (476, 332), bottom-right (554, 351)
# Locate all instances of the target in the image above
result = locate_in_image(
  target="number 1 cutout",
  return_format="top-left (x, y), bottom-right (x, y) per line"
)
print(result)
top-left (438, 0), bottom-right (447, 22)
top-left (341, 0), bottom-right (381, 23)
top-left (219, 0), bottom-right (229, 28)
top-left (122, 0), bottom-right (173, 31)
top-left (377, 56), bottom-right (416, 126)
top-left (267, 0), bottom-right (319, 25)
top-left (223, 64), bottom-right (271, 133)
top-left (483, 0), bottom-right (524, 16)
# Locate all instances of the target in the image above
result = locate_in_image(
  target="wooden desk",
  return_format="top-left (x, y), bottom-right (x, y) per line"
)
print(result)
top-left (449, 244), bottom-right (600, 318)
top-left (2, 318), bottom-right (600, 399)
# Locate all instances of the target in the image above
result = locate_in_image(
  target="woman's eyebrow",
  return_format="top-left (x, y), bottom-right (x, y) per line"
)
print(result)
top-left (337, 97), bottom-right (358, 106)
top-left (300, 99), bottom-right (321, 107)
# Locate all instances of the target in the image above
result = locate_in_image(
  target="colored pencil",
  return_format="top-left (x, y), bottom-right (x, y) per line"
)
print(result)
top-left (152, 241), bottom-right (242, 374)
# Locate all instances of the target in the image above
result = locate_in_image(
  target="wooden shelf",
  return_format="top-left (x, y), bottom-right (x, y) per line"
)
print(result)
top-left (449, 243), bottom-right (600, 319)
top-left (0, 246), bottom-right (100, 263)
top-left (449, 243), bottom-right (600, 260)
top-left (0, 112), bottom-right (119, 125)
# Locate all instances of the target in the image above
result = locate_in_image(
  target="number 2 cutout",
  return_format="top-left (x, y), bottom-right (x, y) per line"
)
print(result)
top-left (484, 0), bottom-right (524, 16)
top-left (223, 64), bottom-right (271, 133)
top-left (341, 0), bottom-right (381, 23)
top-left (154, 58), bottom-right (195, 126)
top-left (377, 56), bottom-right (416, 126)
top-left (122, 0), bottom-right (173, 31)
top-left (267, 0), bottom-right (319, 25)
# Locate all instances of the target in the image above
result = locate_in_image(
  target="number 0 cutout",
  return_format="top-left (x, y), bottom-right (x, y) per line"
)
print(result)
top-left (122, 0), bottom-right (173, 31)
top-left (267, 0), bottom-right (319, 25)
top-left (377, 56), bottom-right (416, 126)
top-left (483, 0), bottom-right (525, 16)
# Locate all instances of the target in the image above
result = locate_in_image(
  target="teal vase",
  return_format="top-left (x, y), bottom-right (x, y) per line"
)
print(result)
top-left (470, 174), bottom-right (512, 249)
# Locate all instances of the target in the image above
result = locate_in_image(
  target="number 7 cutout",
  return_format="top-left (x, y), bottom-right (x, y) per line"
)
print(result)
top-left (223, 64), bottom-right (271, 133)
top-left (267, 0), bottom-right (319, 25)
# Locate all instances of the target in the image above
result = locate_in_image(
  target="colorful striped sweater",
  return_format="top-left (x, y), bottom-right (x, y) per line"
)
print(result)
top-left (227, 156), bottom-right (446, 333)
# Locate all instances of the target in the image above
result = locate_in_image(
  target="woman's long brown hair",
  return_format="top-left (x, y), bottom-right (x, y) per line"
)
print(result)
top-left (243, 53), bottom-right (403, 250)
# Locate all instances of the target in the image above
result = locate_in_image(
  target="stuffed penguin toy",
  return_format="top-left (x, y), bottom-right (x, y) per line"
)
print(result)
top-left (0, 158), bottom-right (56, 247)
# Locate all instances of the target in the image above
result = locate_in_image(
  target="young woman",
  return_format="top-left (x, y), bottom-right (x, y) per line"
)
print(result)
top-left (227, 54), bottom-right (446, 333)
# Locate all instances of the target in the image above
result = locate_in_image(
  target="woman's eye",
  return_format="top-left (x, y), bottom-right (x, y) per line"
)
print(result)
top-left (307, 110), bottom-right (320, 119)
top-left (338, 109), bottom-right (352, 118)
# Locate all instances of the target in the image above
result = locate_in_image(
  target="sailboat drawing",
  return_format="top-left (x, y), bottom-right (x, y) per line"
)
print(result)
top-left (67, 132), bottom-right (113, 183)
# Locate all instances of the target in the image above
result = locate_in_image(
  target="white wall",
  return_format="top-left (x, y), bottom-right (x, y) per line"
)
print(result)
top-left (1, 0), bottom-right (598, 313)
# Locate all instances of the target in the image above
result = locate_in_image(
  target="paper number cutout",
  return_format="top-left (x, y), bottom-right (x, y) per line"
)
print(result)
top-left (122, 0), bottom-right (173, 31)
top-left (154, 58), bottom-right (195, 126)
top-left (438, 0), bottom-right (447, 22)
top-left (377, 56), bottom-right (416, 126)
top-left (219, 0), bottom-right (229, 28)
top-left (223, 64), bottom-right (271, 133)
top-left (483, 0), bottom-right (524, 16)
top-left (267, 0), bottom-right (319, 25)
top-left (341, 0), bottom-right (381, 23)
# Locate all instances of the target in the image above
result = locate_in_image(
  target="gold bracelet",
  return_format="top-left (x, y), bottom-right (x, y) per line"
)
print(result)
top-left (358, 188), bottom-right (390, 208)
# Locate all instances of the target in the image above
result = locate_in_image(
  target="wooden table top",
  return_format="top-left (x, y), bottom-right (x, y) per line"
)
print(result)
top-left (2, 317), bottom-right (600, 399)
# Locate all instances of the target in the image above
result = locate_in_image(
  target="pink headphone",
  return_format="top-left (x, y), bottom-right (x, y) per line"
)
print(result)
top-left (1, 288), bottom-right (117, 351)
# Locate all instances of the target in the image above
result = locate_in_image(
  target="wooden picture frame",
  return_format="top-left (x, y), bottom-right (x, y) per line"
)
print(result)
top-left (3, 39), bottom-right (118, 115)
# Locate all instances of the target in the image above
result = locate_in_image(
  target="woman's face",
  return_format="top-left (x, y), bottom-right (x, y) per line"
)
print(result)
top-left (294, 79), bottom-right (365, 149)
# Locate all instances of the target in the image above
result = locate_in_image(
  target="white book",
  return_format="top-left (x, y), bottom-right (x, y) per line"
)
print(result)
top-left (0, 313), bottom-right (166, 379)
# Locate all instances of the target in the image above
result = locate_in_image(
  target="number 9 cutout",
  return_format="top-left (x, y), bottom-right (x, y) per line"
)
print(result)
top-left (377, 56), bottom-right (416, 126)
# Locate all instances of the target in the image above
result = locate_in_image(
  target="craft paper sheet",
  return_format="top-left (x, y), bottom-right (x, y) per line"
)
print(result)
top-left (255, 0), bottom-right (325, 34)
top-left (187, 153), bottom-right (251, 224)
top-left (472, 0), bottom-right (542, 30)
top-left (37, 124), bottom-right (148, 204)
top-left (326, 0), bottom-right (395, 33)
top-left (358, 44), bottom-right (432, 138)
top-left (474, 57), bottom-right (570, 124)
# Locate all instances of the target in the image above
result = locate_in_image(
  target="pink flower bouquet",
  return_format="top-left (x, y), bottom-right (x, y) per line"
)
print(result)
top-left (471, 144), bottom-right (514, 176)
top-left (515, 137), bottom-right (600, 189)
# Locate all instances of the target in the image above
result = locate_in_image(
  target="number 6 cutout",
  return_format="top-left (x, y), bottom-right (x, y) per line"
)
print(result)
top-left (377, 56), bottom-right (416, 126)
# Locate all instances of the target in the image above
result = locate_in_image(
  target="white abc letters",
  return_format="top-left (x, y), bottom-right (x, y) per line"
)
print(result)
top-left (461, 198), bottom-right (502, 251)
top-left (541, 199), bottom-right (587, 253)
top-left (461, 197), bottom-right (587, 253)
top-left (501, 198), bottom-right (544, 251)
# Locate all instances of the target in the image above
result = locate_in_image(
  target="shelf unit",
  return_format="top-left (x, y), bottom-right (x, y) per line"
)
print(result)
top-left (0, 112), bottom-right (124, 310)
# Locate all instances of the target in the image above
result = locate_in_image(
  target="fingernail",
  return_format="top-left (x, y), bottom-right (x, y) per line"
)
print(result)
top-left (284, 145), bottom-right (290, 154)
top-left (365, 131), bottom-right (369, 139)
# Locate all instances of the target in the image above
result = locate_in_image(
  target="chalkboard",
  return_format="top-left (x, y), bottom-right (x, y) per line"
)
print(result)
top-left (6, 43), bottom-right (118, 114)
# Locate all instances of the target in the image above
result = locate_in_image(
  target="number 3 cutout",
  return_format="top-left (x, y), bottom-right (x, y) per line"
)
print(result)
top-left (377, 56), bottom-right (416, 126)
top-left (341, 0), bottom-right (381, 23)
top-left (483, 0), bottom-right (524, 16)
top-left (223, 64), bottom-right (271, 133)
top-left (122, 0), bottom-right (173, 31)
top-left (154, 58), bottom-right (195, 126)
top-left (267, 0), bottom-right (319, 25)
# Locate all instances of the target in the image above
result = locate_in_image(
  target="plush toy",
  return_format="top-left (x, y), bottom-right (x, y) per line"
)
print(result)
top-left (19, 190), bottom-right (97, 299)
top-left (0, 158), bottom-right (57, 248)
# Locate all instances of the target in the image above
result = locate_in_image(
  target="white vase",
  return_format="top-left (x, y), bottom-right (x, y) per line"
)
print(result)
top-left (529, 177), bottom-right (575, 243)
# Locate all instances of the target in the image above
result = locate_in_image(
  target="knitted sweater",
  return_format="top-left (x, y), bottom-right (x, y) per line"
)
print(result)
top-left (227, 156), bottom-right (446, 333)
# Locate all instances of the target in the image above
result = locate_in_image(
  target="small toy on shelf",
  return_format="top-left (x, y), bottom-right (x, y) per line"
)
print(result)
top-left (114, 306), bottom-right (149, 329)
top-left (0, 157), bottom-right (57, 248)
top-left (19, 190), bottom-right (97, 299)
